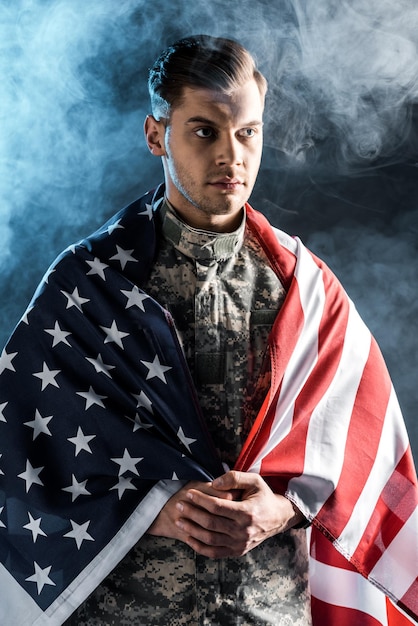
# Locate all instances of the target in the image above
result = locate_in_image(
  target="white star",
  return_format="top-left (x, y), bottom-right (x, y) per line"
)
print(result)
top-left (24, 409), bottom-right (53, 440)
top-left (110, 476), bottom-right (137, 500)
top-left (18, 460), bottom-right (44, 492)
top-left (33, 362), bottom-right (60, 390)
top-left (132, 390), bottom-right (153, 413)
top-left (0, 348), bottom-right (17, 374)
top-left (68, 426), bottom-right (96, 456)
top-left (61, 286), bottom-right (90, 311)
top-left (138, 203), bottom-right (154, 220)
top-left (107, 219), bottom-right (124, 234)
top-left (121, 285), bottom-right (150, 311)
top-left (86, 353), bottom-right (115, 378)
top-left (25, 562), bottom-right (56, 595)
top-left (140, 354), bottom-right (172, 383)
top-left (132, 412), bottom-right (153, 433)
top-left (0, 402), bottom-right (7, 423)
top-left (0, 507), bottom-right (5, 528)
top-left (100, 320), bottom-right (129, 349)
top-left (64, 520), bottom-right (94, 550)
top-left (177, 427), bottom-right (197, 454)
top-left (109, 245), bottom-right (137, 270)
top-left (23, 513), bottom-right (47, 542)
top-left (62, 474), bottom-right (91, 502)
top-left (111, 449), bottom-right (143, 476)
top-left (172, 472), bottom-right (179, 480)
top-left (0, 454), bottom-right (3, 475)
top-left (77, 386), bottom-right (107, 410)
top-left (44, 321), bottom-right (71, 347)
top-left (86, 257), bottom-right (109, 280)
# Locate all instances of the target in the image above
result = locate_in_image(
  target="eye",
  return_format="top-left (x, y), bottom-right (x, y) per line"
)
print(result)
top-left (195, 127), bottom-right (215, 138)
top-left (238, 128), bottom-right (257, 138)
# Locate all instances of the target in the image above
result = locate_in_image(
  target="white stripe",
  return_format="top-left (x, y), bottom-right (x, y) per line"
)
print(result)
top-left (249, 241), bottom-right (325, 473)
top-left (33, 479), bottom-right (184, 625)
top-left (369, 507), bottom-right (418, 602)
top-left (310, 556), bottom-right (388, 625)
top-left (338, 388), bottom-right (410, 549)
top-left (288, 299), bottom-right (371, 516)
top-left (0, 564), bottom-right (43, 626)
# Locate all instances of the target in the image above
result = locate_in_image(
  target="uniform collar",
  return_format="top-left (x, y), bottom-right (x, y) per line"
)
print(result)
top-left (160, 198), bottom-right (246, 262)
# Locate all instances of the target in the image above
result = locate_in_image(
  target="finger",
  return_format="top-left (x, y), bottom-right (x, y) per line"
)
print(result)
top-left (176, 515), bottom-right (235, 547)
top-left (182, 524), bottom-right (255, 558)
top-left (186, 535), bottom-right (246, 558)
top-left (176, 498), bottom-right (241, 535)
top-left (176, 512), bottom-right (251, 558)
top-left (212, 470), bottom-right (264, 493)
top-left (184, 489), bottom-right (244, 522)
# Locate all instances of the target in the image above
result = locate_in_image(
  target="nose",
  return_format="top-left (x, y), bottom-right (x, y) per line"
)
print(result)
top-left (215, 133), bottom-right (243, 167)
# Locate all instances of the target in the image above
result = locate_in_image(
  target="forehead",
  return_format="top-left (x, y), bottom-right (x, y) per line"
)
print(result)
top-left (173, 80), bottom-right (265, 126)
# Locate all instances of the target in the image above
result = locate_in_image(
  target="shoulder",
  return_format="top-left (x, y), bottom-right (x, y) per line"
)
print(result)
top-left (80, 188), bottom-right (158, 250)
top-left (245, 203), bottom-right (297, 254)
top-left (47, 187), bottom-right (164, 290)
top-left (268, 224), bottom-right (298, 256)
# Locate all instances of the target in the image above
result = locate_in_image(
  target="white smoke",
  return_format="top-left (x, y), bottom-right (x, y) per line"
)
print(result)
top-left (0, 0), bottom-right (417, 456)
top-left (261, 0), bottom-right (418, 169)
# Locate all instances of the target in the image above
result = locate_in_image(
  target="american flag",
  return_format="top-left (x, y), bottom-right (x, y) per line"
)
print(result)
top-left (0, 186), bottom-right (416, 624)
top-left (238, 207), bottom-right (418, 625)
top-left (0, 189), bottom-right (224, 624)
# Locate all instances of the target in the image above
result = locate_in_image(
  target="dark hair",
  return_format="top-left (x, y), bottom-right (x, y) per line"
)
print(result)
top-left (148, 34), bottom-right (267, 119)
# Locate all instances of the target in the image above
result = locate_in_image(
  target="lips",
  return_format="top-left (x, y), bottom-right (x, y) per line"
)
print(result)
top-left (209, 177), bottom-right (244, 190)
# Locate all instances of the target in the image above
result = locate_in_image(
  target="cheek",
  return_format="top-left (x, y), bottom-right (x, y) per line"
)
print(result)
top-left (247, 148), bottom-right (262, 175)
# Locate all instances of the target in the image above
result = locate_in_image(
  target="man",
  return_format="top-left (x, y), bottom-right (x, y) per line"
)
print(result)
top-left (69, 34), bottom-right (312, 625)
top-left (0, 35), bottom-right (416, 626)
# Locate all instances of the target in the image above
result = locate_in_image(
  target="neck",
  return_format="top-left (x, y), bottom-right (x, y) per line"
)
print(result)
top-left (167, 202), bottom-right (245, 233)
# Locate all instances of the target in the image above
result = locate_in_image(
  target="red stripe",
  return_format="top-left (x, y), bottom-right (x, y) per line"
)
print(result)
top-left (237, 246), bottom-right (350, 481)
top-left (235, 273), bottom-right (305, 471)
top-left (234, 384), bottom-right (280, 472)
top-left (280, 257), bottom-right (350, 475)
top-left (311, 527), bottom-right (357, 570)
top-left (317, 337), bottom-right (391, 536)
top-left (310, 532), bottom-right (415, 624)
top-left (241, 253), bottom-right (352, 485)
top-left (352, 450), bottom-right (418, 574)
top-left (241, 210), bottom-right (418, 621)
top-left (235, 205), bottom-right (301, 472)
top-left (311, 594), bottom-right (415, 626)
top-left (398, 582), bottom-right (418, 621)
top-left (311, 597), bottom-right (385, 626)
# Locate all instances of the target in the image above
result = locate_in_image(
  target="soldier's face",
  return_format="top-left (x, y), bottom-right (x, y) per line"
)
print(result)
top-left (148, 79), bottom-right (264, 232)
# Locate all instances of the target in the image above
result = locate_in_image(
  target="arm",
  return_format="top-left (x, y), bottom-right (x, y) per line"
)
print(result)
top-left (147, 470), bottom-right (305, 558)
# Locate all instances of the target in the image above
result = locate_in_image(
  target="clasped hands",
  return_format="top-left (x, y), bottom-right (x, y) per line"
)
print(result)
top-left (147, 470), bottom-right (304, 558)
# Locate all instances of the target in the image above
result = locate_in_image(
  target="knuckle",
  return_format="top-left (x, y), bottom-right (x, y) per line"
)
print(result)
top-left (238, 509), bottom-right (253, 528)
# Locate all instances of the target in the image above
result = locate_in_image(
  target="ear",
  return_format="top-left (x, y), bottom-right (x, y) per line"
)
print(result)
top-left (144, 115), bottom-right (166, 156)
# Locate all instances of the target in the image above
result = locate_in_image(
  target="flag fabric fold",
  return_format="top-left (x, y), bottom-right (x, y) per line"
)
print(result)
top-left (0, 186), bottom-right (416, 624)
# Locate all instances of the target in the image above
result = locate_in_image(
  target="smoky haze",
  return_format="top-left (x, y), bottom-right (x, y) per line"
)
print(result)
top-left (0, 0), bottom-right (417, 459)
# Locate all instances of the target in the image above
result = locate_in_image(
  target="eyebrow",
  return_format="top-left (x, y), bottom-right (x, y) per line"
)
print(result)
top-left (185, 116), bottom-right (263, 127)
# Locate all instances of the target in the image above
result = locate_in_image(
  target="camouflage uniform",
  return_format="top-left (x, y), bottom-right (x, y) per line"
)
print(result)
top-left (67, 201), bottom-right (312, 625)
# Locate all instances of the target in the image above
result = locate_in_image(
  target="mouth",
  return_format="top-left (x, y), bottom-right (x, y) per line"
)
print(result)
top-left (208, 178), bottom-right (244, 191)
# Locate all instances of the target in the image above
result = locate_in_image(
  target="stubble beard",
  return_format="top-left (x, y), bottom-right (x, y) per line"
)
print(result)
top-left (173, 172), bottom-right (249, 219)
